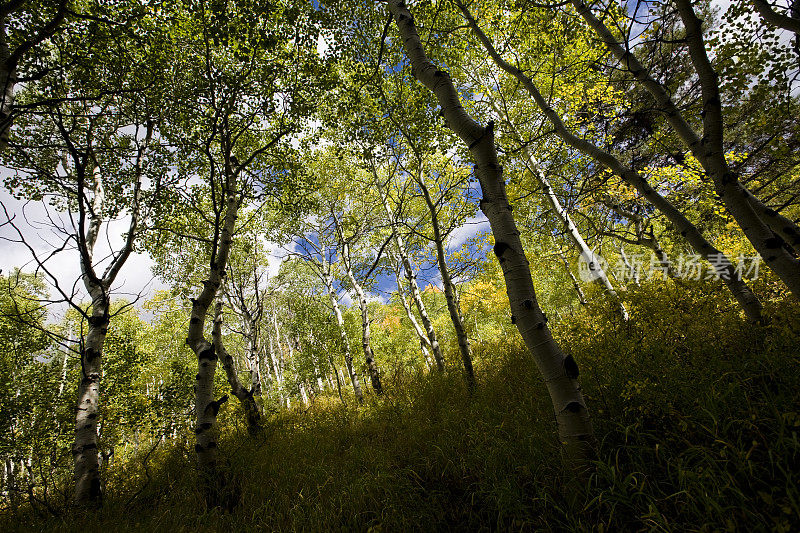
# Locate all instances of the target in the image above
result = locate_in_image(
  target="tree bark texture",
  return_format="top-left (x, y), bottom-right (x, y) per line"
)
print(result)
top-left (573, 0), bottom-right (800, 297)
top-left (418, 179), bottom-right (475, 388)
top-left (342, 243), bottom-right (382, 394)
top-left (214, 301), bottom-right (261, 436)
top-left (455, 1), bottom-right (763, 322)
top-left (186, 182), bottom-right (238, 507)
top-left (497, 111), bottom-right (627, 318)
top-left (378, 177), bottom-right (445, 370)
top-left (390, 0), bottom-right (594, 463)
top-left (394, 267), bottom-right (435, 368)
top-left (323, 268), bottom-right (364, 403)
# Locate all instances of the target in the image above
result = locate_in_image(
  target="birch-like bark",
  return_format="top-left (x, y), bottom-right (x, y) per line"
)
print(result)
top-left (640, 233), bottom-right (675, 277)
top-left (57, 344), bottom-right (71, 398)
top-left (376, 171), bottom-right (445, 370)
top-left (257, 341), bottom-right (268, 397)
top-left (559, 252), bottom-right (588, 305)
top-left (299, 382), bottom-right (309, 405)
top-left (268, 312), bottom-right (291, 408)
top-left (313, 359), bottom-right (326, 392)
top-left (73, 286), bottom-right (109, 508)
top-left (71, 162), bottom-right (108, 508)
top-left (72, 121), bottom-right (150, 507)
top-left (243, 314), bottom-right (262, 398)
top-left (213, 301), bottom-right (261, 436)
top-left (418, 179), bottom-right (475, 388)
top-left (227, 263), bottom-right (267, 397)
top-left (342, 242), bottom-right (382, 394)
top-left (618, 246), bottom-right (640, 285)
top-left (0, 1), bottom-right (68, 148)
top-left (286, 334), bottom-right (294, 365)
top-left (328, 349), bottom-right (346, 405)
top-left (743, 191), bottom-right (800, 253)
top-left (751, 0), bottom-right (800, 34)
top-left (0, 29), bottom-right (15, 149)
top-left (186, 181), bottom-right (238, 506)
top-left (394, 266), bottom-right (434, 368)
top-left (269, 312), bottom-right (284, 388)
top-left (389, 0), bottom-right (594, 462)
top-left (599, 197), bottom-right (678, 278)
top-left (322, 267), bottom-right (364, 403)
top-left (260, 339), bottom-right (275, 399)
top-left (674, 0), bottom-right (800, 289)
top-left (571, 0), bottom-right (800, 296)
top-left (389, 216), bottom-right (445, 370)
top-left (455, 2), bottom-right (763, 322)
top-left (576, 0), bottom-right (800, 246)
top-left (496, 110), bottom-right (627, 318)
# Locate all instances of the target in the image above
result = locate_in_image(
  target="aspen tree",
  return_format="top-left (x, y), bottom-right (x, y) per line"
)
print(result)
top-left (455, 0), bottom-right (764, 322)
top-left (374, 169), bottom-right (445, 371)
top-left (417, 178), bottom-right (475, 388)
top-left (213, 301), bottom-right (261, 436)
top-left (570, 0), bottom-right (800, 295)
top-left (0, 0), bottom-right (68, 148)
top-left (388, 0), bottom-right (595, 463)
top-left (340, 240), bottom-right (383, 395)
top-left (487, 97), bottom-right (627, 318)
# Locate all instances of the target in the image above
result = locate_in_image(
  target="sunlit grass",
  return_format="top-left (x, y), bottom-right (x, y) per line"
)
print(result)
top-left (5, 288), bottom-right (800, 531)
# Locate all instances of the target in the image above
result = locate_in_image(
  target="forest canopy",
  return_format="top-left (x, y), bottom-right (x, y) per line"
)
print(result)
top-left (0, 0), bottom-right (799, 530)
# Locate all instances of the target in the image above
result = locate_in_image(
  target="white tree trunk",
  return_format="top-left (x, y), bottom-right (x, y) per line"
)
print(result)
top-left (313, 360), bottom-right (326, 392)
top-left (0, 16), bottom-right (16, 149)
top-left (559, 252), bottom-right (588, 305)
top-left (743, 191), bottom-right (800, 254)
top-left (752, 0), bottom-right (800, 34)
top-left (72, 142), bottom-right (146, 506)
top-left (269, 313), bottom-right (285, 387)
top-left (378, 182), bottom-right (445, 369)
top-left (0, 1), bottom-right (67, 148)
top-left (394, 267), bottom-right (434, 368)
top-left (496, 111), bottom-right (627, 318)
top-left (573, 0), bottom-right (800, 297)
top-left (390, 0), bottom-right (594, 463)
top-left (57, 343), bottom-right (71, 398)
top-left (72, 291), bottom-right (109, 508)
top-left (342, 244), bottom-right (383, 395)
top-left (0, 59), bottom-right (14, 149)
top-left (186, 183), bottom-right (238, 507)
top-left (675, 0), bottom-right (800, 295)
top-left (213, 301), bottom-right (261, 436)
top-left (243, 314), bottom-right (262, 397)
top-left (455, 3), bottom-right (763, 323)
top-left (299, 383), bottom-right (309, 406)
top-left (418, 179), bottom-right (475, 387)
top-left (326, 339), bottom-right (346, 405)
top-left (323, 269), bottom-right (364, 403)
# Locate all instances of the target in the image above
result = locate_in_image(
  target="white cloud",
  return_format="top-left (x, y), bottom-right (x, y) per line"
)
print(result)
top-left (316, 32), bottom-right (330, 57)
top-left (338, 289), bottom-right (353, 307)
top-left (365, 291), bottom-right (387, 305)
top-left (447, 213), bottom-right (490, 251)
top-left (264, 239), bottom-right (294, 279)
top-left (0, 189), bottom-right (164, 315)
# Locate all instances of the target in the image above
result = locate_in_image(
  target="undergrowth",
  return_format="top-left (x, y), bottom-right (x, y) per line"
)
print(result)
top-left (4, 283), bottom-right (800, 531)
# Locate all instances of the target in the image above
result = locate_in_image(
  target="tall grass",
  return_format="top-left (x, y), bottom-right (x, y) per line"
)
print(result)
top-left (5, 284), bottom-right (800, 531)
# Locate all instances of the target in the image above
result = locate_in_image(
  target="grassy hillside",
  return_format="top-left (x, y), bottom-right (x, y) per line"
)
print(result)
top-left (5, 287), bottom-right (800, 532)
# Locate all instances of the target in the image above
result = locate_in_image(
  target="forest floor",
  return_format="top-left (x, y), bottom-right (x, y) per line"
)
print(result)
top-left (5, 290), bottom-right (800, 532)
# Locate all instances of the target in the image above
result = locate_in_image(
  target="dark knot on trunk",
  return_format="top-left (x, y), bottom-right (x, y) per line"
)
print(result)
top-left (205, 395), bottom-right (229, 416)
